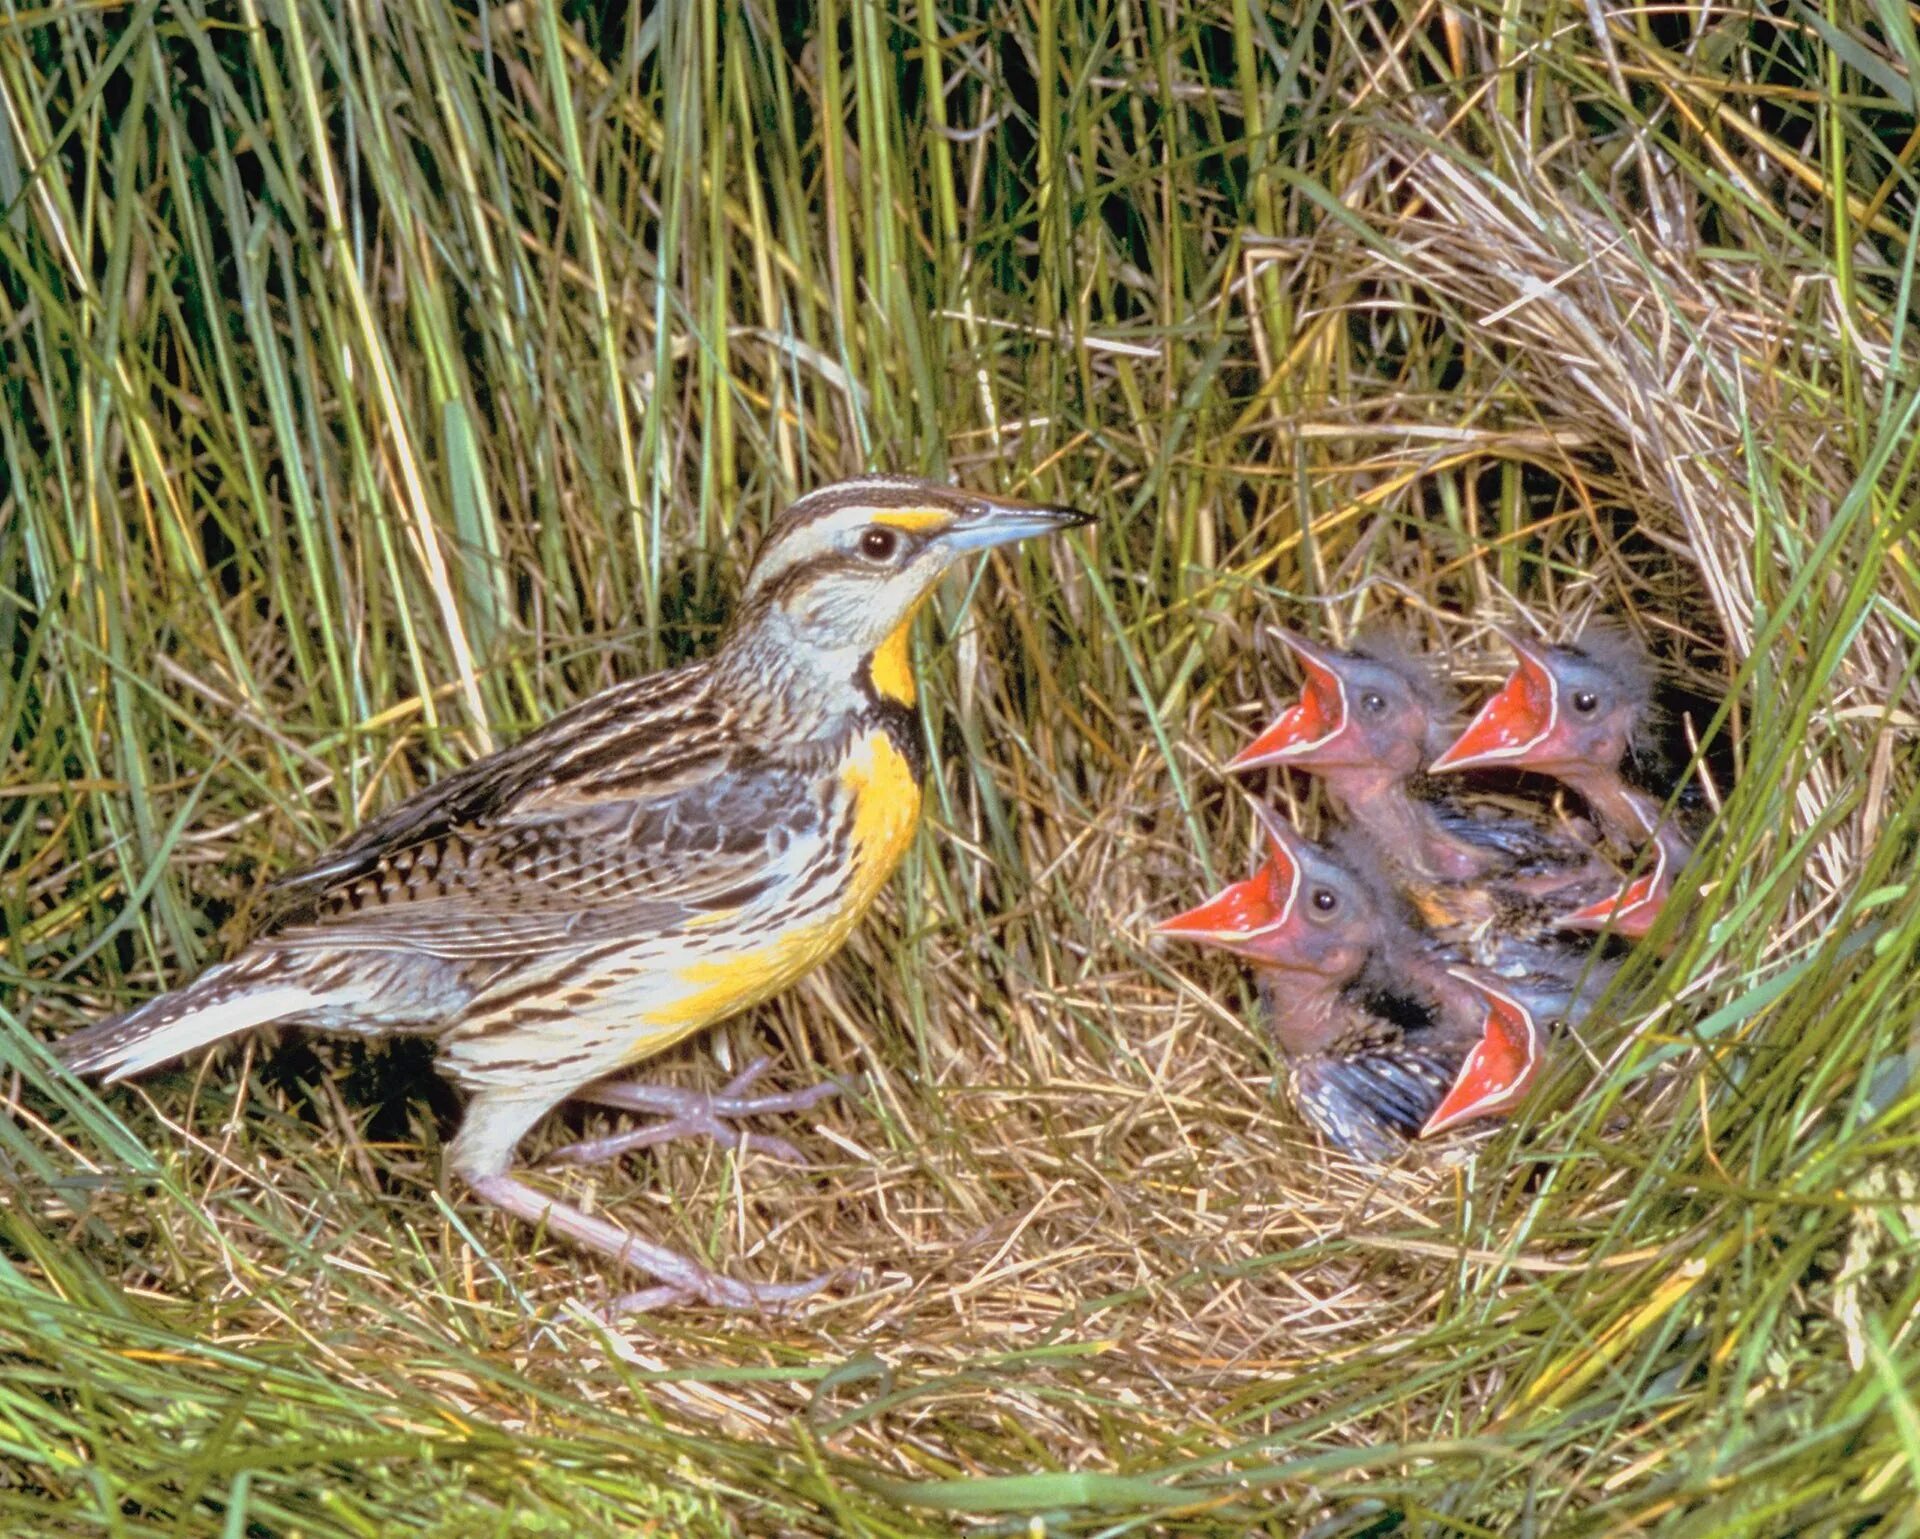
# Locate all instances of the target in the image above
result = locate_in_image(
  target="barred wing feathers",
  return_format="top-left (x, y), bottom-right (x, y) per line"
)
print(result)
top-left (257, 764), bottom-right (825, 960)
top-left (58, 659), bottom-right (831, 1078)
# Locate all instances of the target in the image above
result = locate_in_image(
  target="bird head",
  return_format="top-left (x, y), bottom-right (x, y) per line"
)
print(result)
top-left (1429, 629), bottom-right (1648, 780)
top-left (1154, 805), bottom-right (1379, 982)
top-left (734, 476), bottom-right (1090, 701)
top-left (1229, 629), bottom-right (1442, 783)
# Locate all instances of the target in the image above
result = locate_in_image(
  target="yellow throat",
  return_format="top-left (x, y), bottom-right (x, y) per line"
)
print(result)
top-left (867, 607), bottom-right (921, 706)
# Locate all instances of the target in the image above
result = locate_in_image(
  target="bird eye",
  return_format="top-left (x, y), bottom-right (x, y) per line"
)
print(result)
top-left (1359, 690), bottom-right (1387, 715)
top-left (1572, 690), bottom-right (1600, 714)
top-left (1311, 888), bottom-right (1338, 913)
top-left (859, 527), bottom-right (901, 562)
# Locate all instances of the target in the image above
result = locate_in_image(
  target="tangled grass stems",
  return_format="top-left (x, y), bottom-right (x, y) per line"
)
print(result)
top-left (1, 0), bottom-right (1915, 1533)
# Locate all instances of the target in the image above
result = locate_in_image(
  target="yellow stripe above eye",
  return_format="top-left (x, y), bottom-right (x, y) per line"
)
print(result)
top-left (870, 508), bottom-right (955, 532)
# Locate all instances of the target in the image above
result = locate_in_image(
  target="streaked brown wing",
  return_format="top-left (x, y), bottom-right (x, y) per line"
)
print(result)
top-left (271, 664), bottom-right (718, 882)
top-left (257, 662), bottom-right (729, 924)
top-left (257, 762), bottom-right (828, 961)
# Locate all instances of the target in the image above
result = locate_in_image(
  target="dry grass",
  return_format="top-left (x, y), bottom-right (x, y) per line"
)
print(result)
top-left (2, 1), bottom-right (1917, 1533)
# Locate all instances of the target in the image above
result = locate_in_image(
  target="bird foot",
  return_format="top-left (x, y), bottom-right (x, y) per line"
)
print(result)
top-left (465, 1172), bottom-right (837, 1313)
top-left (595, 1268), bottom-right (843, 1318)
top-left (550, 1056), bottom-right (838, 1167)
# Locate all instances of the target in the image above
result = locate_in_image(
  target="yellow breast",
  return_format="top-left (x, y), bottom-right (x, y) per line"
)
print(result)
top-left (637, 729), bottom-right (922, 1039)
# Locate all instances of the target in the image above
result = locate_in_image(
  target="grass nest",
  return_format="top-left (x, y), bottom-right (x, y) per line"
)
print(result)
top-left (2, 2), bottom-right (1915, 1534)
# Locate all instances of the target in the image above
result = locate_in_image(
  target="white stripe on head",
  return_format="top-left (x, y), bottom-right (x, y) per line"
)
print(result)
top-left (740, 477), bottom-right (962, 603)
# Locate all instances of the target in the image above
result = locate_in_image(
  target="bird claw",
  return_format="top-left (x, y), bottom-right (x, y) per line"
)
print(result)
top-left (466, 1172), bottom-right (843, 1317)
top-left (596, 1266), bottom-right (846, 1319)
top-left (551, 1057), bottom-right (838, 1167)
top-left (549, 1121), bottom-right (811, 1167)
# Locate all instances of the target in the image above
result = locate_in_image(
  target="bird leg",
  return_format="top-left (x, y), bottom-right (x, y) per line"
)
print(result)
top-left (463, 1172), bottom-right (837, 1313)
top-left (548, 1055), bottom-right (838, 1167)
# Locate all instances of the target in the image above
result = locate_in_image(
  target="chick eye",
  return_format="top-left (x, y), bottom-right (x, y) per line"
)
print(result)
top-left (860, 527), bottom-right (901, 562)
top-left (1359, 690), bottom-right (1387, 714)
top-left (1311, 888), bottom-right (1338, 913)
top-left (1572, 689), bottom-right (1600, 714)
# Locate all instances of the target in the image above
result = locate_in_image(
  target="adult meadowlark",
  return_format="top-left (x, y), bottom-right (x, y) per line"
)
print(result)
top-left (57, 476), bottom-right (1090, 1309)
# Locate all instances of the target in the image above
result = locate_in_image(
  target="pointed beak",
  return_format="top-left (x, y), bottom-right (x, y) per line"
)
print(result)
top-left (938, 495), bottom-right (1093, 554)
top-left (1558, 842), bottom-right (1672, 938)
top-left (1153, 806), bottom-right (1302, 949)
top-left (1229, 630), bottom-right (1351, 772)
top-left (1421, 971), bottom-right (1541, 1137)
top-left (1430, 632), bottom-right (1560, 773)
top-left (1153, 877), bottom-right (1280, 946)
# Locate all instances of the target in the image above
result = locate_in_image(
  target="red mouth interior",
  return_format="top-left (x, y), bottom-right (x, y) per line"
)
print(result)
top-left (1434, 653), bottom-right (1557, 769)
top-left (1561, 869), bottom-right (1664, 936)
top-left (1232, 657), bottom-right (1345, 767)
top-left (1422, 986), bottom-right (1537, 1135)
top-left (1156, 840), bottom-right (1298, 942)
